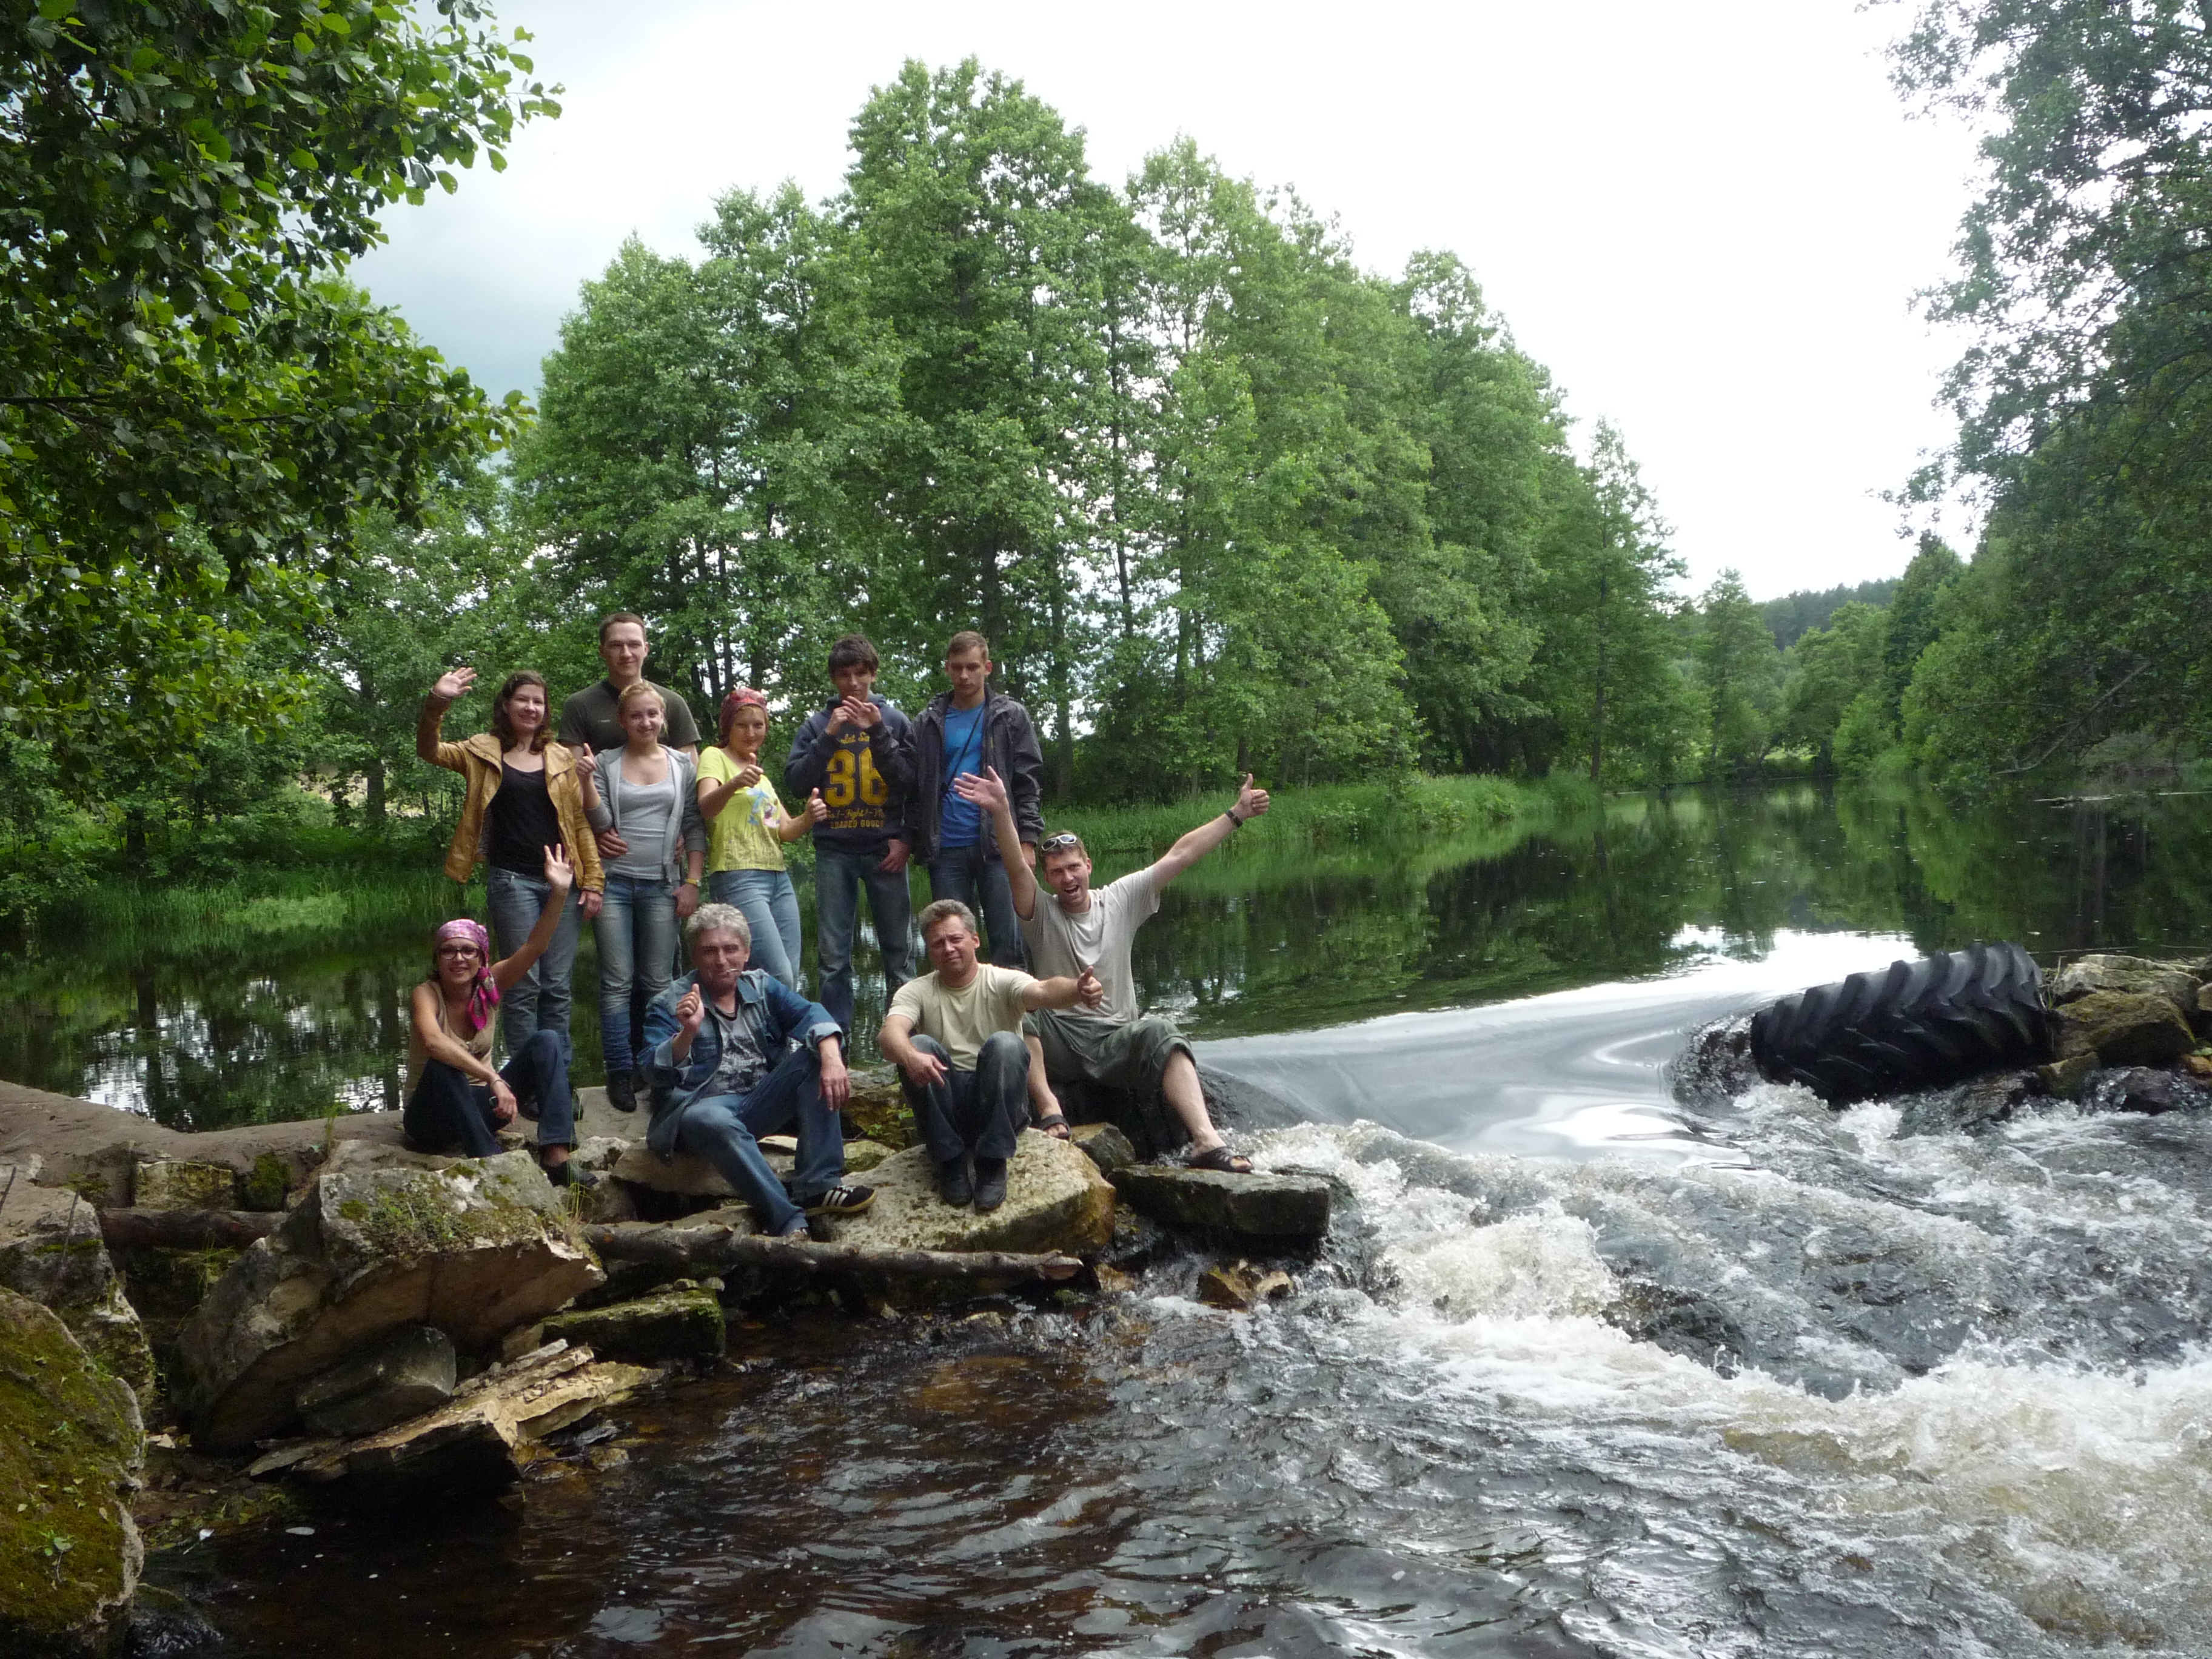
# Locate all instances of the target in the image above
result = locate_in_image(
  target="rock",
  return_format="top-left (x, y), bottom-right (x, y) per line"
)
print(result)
top-left (610, 1142), bottom-right (789, 1200)
top-left (543, 1285), bottom-right (725, 1364)
top-left (1093, 1264), bottom-right (1138, 1296)
top-left (1069, 1122), bottom-right (1138, 1175)
top-left (840, 1065), bottom-right (913, 1149)
top-left (2090, 1067), bottom-right (2212, 1116)
top-left (2053, 989), bottom-right (2197, 1067)
top-left (570, 1136), bottom-right (632, 1175)
top-left (2184, 1054), bottom-right (2212, 1082)
top-left (1196, 1261), bottom-right (1295, 1310)
top-left (0, 1170), bottom-right (158, 1409)
top-left (0, 1287), bottom-right (144, 1659)
top-left (1897, 1070), bottom-right (2042, 1137)
top-left (175, 1151), bottom-right (603, 1453)
top-left (826, 1131), bottom-right (1114, 1258)
top-left (131, 1158), bottom-right (236, 1213)
top-left (839, 1138), bottom-right (897, 1174)
top-left (2036, 1053), bottom-right (2100, 1100)
top-left (579, 1176), bottom-right (640, 1226)
top-left (2048, 954), bottom-right (2199, 1012)
top-left (1111, 1166), bottom-right (1333, 1241)
top-left (240, 1153), bottom-right (292, 1213)
top-left (290, 1341), bottom-right (652, 1495)
top-left (294, 1326), bottom-right (458, 1439)
top-left (316, 1138), bottom-right (467, 1179)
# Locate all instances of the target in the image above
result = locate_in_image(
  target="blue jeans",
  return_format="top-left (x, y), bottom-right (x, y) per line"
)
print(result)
top-left (595, 873), bottom-right (679, 1075)
top-left (674, 1045), bottom-right (846, 1233)
top-left (899, 1032), bottom-right (1028, 1167)
top-left (485, 865), bottom-right (581, 1057)
top-left (813, 845), bottom-right (916, 1034)
top-left (404, 1030), bottom-right (576, 1156)
top-left (928, 844), bottom-right (1025, 968)
top-left (706, 867), bottom-right (803, 990)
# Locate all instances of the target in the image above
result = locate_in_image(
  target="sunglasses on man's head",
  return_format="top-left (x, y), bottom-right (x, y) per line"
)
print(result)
top-left (1039, 833), bottom-right (1082, 853)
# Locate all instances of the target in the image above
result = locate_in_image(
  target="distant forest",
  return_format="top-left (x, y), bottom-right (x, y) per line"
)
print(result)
top-left (1761, 581), bottom-right (1902, 652)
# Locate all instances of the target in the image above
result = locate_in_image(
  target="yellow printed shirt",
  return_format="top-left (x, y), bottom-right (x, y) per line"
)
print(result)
top-left (697, 747), bottom-right (789, 873)
top-left (817, 726), bottom-right (897, 842)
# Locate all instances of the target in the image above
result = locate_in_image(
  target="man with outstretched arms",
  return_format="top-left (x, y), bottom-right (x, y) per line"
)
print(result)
top-left (643, 903), bottom-right (874, 1238)
top-left (907, 631), bottom-right (1044, 968)
top-left (955, 768), bottom-right (1267, 1172)
top-left (879, 899), bottom-right (1104, 1213)
top-left (783, 634), bottom-right (918, 1031)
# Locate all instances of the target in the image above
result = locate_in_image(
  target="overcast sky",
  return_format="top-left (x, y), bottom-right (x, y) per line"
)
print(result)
top-left (353, 0), bottom-right (1985, 602)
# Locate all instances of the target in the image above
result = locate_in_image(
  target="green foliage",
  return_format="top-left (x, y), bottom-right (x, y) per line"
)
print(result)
top-left (1779, 601), bottom-right (1888, 771)
top-left (1, 2), bottom-right (555, 765)
top-left (1691, 571), bottom-right (1780, 777)
top-left (1886, 2), bottom-right (2212, 777)
top-left (1761, 578), bottom-right (1902, 651)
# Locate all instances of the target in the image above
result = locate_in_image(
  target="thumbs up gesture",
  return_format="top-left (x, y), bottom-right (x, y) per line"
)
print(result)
top-left (1235, 773), bottom-right (1270, 821)
top-left (805, 788), bottom-right (829, 826)
top-left (1075, 966), bottom-right (1105, 1011)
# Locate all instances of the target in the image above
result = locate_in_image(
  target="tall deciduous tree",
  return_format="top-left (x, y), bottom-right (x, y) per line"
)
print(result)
top-left (1, 0), bottom-right (554, 766)
top-left (1693, 571), bottom-right (1781, 777)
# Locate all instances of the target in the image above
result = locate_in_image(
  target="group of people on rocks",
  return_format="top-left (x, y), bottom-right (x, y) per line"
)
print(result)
top-left (408, 613), bottom-right (1264, 1235)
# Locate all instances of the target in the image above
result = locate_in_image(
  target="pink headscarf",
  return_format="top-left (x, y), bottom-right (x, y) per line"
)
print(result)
top-left (434, 919), bottom-right (500, 1034)
top-left (720, 686), bottom-right (768, 745)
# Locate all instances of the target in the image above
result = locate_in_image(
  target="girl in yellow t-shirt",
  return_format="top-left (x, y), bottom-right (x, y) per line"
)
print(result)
top-left (698, 688), bottom-right (826, 988)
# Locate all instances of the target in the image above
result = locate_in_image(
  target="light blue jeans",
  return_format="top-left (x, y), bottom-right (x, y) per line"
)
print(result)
top-left (674, 1045), bottom-right (846, 1234)
top-left (812, 845), bottom-right (916, 1034)
top-left (706, 867), bottom-right (803, 990)
top-left (484, 865), bottom-right (581, 1057)
top-left (594, 873), bottom-right (679, 1076)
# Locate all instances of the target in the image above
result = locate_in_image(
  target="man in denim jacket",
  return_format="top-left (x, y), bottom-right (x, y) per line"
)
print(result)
top-left (643, 903), bottom-right (874, 1236)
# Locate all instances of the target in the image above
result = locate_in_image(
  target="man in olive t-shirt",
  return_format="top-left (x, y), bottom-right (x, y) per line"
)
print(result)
top-left (879, 899), bottom-right (1100, 1210)
top-left (557, 612), bottom-right (702, 774)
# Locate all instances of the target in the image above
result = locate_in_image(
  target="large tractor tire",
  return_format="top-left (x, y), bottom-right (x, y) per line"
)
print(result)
top-left (1748, 942), bottom-right (2049, 1106)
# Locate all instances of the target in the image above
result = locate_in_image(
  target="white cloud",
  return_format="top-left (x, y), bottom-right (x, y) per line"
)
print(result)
top-left (352, 0), bottom-right (1986, 600)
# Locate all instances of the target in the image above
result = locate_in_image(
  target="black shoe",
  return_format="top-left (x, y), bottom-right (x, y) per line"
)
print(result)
top-left (804, 1184), bottom-right (876, 1218)
top-left (938, 1157), bottom-right (973, 1206)
top-left (543, 1158), bottom-right (574, 1188)
top-left (973, 1158), bottom-right (1008, 1213)
top-left (605, 1073), bottom-right (637, 1114)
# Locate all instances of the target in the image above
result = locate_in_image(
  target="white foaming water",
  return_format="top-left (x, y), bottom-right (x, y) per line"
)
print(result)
top-left (1248, 1116), bottom-right (2212, 1653)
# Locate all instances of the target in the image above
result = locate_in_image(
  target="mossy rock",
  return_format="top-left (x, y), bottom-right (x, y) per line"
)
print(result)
top-left (543, 1284), bottom-right (725, 1364)
top-left (0, 1287), bottom-right (145, 1658)
top-left (241, 1153), bottom-right (292, 1213)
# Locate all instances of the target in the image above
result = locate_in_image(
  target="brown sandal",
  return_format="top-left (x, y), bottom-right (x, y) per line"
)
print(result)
top-left (1185, 1144), bottom-right (1252, 1175)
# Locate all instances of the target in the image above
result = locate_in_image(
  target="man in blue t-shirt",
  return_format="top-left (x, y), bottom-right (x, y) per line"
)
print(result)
top-left (907, 631), bottom-right (1044, 967)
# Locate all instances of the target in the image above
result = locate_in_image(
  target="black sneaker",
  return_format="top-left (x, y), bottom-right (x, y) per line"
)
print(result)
top-left (804, 1184), bottom-right (876, 1218)
top-left (973, 1158), bottom-right (1008, 1213)
top-left (542, 1159), bottom-right (574, 1188)
top-left (938, 1157), bottom-right (973, 1206)
top-left (605, 1072), bottom-right (638, 1114)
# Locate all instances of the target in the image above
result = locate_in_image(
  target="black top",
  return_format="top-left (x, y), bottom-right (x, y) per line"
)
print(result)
top-left (487, 763), bottom-right (563, 876)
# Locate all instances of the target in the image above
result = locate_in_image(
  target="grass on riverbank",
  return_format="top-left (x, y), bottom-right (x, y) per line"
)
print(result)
top-left (1053, 773), bottom-right (1586, 857)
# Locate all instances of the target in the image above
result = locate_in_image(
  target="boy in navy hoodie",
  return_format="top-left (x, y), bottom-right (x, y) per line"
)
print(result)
top-left (783, 635), bottom-right (919, 1031)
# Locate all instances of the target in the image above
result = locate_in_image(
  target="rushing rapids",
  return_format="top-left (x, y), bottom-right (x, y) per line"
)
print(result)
top-left (152, 931), bottom-right (2212, 1657)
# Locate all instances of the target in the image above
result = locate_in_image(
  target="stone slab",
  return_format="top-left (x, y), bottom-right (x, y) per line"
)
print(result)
top-left (825, 1131), bottom-right (1114, 1258)
top-left (1110, 1166), bottom-right (1332, 1241)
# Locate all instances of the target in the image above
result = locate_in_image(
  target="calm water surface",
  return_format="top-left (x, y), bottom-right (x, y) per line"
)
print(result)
top-left (39, 783), bottom-right (2212, 1655)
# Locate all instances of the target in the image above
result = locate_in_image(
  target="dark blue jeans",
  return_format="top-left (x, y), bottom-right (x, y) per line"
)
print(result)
top-left (813, 845), bottom-right (916, 1034)
top-left (673, 1044), bottom-right (845, 1234)
top-left (484, 865), bottom-right (580, 1057)
top-left (928, 844), bottom-right (1024, 968)
top-left (404, 1030), bottom-right (575, 1157)
top-left (595, 873), bottom-right (679, 1075)
top-left (899, 1031), bottom-right (1028, 1168)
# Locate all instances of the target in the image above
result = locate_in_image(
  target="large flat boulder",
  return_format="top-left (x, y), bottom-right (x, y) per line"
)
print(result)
top-left (2053, 989), bottom-right (2197, 1067)
top-left (0, 1287), bottom-right (144, 1659)
top-left (1111, 1166), bottom-right (1333, 1241)
top-left (175, 1151), bottom-right (603, 1453)
top-left (826, 1131), bottom-right (1113, 1258)
top-left (0, 1165), bottom-right (156, 1409)
top-left (295, 1325), bottom-right (458, 1438)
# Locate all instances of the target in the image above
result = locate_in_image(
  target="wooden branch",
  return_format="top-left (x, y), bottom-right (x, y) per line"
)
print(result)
top-left (98, 1207), bottom-right (284, 1250)
top-left (583, 1221), bottom-right (1082, 1283)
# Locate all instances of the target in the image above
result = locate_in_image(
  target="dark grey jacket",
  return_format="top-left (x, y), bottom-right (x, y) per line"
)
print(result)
top-left (907, 688), bottom-right (1045, 865)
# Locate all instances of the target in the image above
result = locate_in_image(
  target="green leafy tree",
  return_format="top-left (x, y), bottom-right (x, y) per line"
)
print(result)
top-left (2, 0), bottom-right (554, 768)
top-left (1692, 571), bottom-right (1781, 777)
top-left (1779, 600), bottom-right (1888, 770)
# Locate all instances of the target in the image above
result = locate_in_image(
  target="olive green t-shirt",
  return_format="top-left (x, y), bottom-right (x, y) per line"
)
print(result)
top-left (557, 678), bottom-right (701, 752)
top-left (888, 965), bottom-right (1035, 1070)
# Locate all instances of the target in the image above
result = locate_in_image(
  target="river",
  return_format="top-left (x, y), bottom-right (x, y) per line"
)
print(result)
top-left (39, 782), bottom-right (2212, 1654)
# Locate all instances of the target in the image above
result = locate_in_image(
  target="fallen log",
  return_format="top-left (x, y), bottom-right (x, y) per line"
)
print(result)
top-left (99, 1205), bottom-right (284, 1250)
top-left (582, 1219), bottom-right (1084, 1282)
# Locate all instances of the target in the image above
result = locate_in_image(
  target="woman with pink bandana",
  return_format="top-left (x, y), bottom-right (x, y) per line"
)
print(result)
top-left (405, 845), bottom-right (580, 1183)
